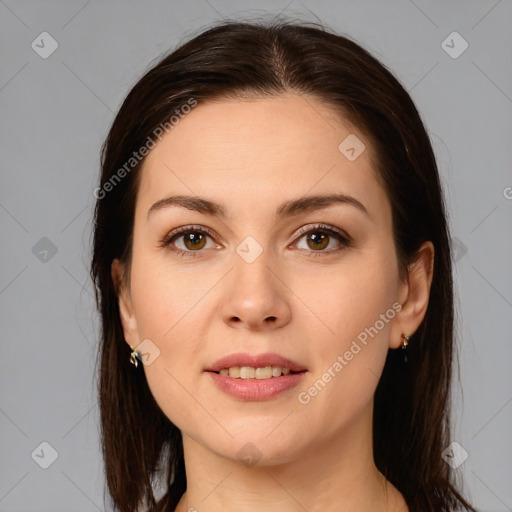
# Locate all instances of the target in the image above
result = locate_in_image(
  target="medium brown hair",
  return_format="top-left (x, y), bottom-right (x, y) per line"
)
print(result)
top-left (91, 18), bottom-right (475, 512)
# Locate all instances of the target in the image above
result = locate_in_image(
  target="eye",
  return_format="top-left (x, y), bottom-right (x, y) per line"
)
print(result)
top-left (292, 223), bottom-right (351, 256)
top-left (160, 225), bottom-right (220, 257)
top-left (160, 223), bottom-right (351, 258)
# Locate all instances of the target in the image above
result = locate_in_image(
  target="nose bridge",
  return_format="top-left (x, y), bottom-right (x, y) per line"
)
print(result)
top-left (221, 239), bottom-right (291, 329)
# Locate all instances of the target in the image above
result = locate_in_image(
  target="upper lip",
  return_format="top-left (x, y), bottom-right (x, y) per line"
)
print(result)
top-left (206, 352), bottom-right (307, 372)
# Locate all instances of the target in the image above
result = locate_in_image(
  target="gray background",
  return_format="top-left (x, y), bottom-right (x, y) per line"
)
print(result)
top-left (1, 0), bottom-right (511, 511)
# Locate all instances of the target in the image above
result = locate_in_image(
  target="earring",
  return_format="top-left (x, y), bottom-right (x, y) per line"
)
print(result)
top-left (401, 334), bottom-right (410, 364)
top-left (129, 345), bottom-right (142, 367)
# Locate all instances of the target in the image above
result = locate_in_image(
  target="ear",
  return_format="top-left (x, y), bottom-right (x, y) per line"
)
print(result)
top-left (111, 258), bottom-right (139, 348)
top-left (389, 241), bottom-right (435, 349)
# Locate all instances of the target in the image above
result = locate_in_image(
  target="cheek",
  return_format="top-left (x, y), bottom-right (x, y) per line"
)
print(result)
top-left (128, 250), bottom-right (217, 428)
top-left (129, 244), bottom-right (210, 340)
top-left (292, 247), bottom-right (398, 347)
top-left (289, 251), bottom-right (398, 419)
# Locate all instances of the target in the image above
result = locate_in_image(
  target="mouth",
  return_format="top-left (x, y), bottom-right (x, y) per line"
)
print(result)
top-left (204, 352), bottom-right (308, 400)
top-left (210, 366), bottom-right (305, 379)
top-left (205, 352), bottom-right (307, 376)
top-left (206, 367), bottom-right (307, 401)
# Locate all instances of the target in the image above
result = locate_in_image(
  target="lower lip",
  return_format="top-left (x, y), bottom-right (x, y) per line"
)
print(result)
top-left (206, 371), bottom-right (307, 401)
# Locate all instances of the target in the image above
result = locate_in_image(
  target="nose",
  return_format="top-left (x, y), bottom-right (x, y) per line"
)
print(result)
top-left (220, 249), bottom-right (291, 331)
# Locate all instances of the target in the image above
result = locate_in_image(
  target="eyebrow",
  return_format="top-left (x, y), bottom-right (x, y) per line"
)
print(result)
top-left (147, 193), bottom-right (369, 221)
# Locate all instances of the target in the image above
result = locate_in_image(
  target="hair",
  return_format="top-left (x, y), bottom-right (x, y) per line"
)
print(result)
top-left (90, 18), bottom-right (475, 512)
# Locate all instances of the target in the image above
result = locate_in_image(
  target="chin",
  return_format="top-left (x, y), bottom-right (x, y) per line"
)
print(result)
top-left (205, 427), bottom-right (305, 467)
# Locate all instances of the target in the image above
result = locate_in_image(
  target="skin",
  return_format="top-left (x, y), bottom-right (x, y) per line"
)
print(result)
top-left (112, 92), bottom-right (434, 512)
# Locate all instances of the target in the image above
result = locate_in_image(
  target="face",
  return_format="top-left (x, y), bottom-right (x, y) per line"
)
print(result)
top-left (114, 93), bottom-right (425, 466)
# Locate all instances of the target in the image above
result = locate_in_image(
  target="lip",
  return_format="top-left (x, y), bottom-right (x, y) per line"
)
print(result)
top-left (205, 352), bottom-right (308, 401)
top-left (207, 371), bottom-right (307, 401)
top-left (205, 352), bottom-right (307, 373)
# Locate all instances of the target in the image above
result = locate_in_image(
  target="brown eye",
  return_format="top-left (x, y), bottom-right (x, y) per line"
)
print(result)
top-left (160, 225), bottom-right (219, 257)
top-left (182, 232), bottom-right (207, 251)
top-left (306, 231), bottom-right (330, 251)
top-left (293, 223), bottom-right (351, 256)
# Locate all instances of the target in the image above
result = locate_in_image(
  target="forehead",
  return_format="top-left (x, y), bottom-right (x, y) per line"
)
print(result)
top-left (136, 93), bottom-right (388, 222)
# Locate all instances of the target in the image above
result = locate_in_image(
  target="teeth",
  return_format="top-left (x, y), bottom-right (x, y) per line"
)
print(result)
top-left (255, 366), bottom-right (272, 379)
top-left (272, 366), bottom-right (282, 377)
top-left (217, 366), bottom-right (295, 379)
top-left (228, 367), bottom-right (240, 378)
top-left (240, 366), bottom-right (255, 379)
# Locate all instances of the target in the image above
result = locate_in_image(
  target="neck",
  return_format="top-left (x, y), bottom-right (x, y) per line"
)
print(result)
top-left (174, 404), bottom-right (407, 512)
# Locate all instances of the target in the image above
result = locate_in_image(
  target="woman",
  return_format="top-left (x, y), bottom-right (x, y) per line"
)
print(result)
top-left (91, 19), bottom-right (476, 512)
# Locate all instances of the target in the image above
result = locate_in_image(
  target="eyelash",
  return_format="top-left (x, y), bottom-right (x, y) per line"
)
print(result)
top-left (159, 223), bottom-right (352, 258)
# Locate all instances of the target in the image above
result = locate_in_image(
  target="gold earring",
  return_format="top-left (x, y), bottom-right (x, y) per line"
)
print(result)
top-left (401, 334), bottom-right (410, 349)
top-left (129, 345), bottom-right (141, 367)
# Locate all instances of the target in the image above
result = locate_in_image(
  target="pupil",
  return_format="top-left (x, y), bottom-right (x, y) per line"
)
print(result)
top-left (308, 232), bottom-right (328, 250)
top-left (186, 232), bottom-right (204, 249)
